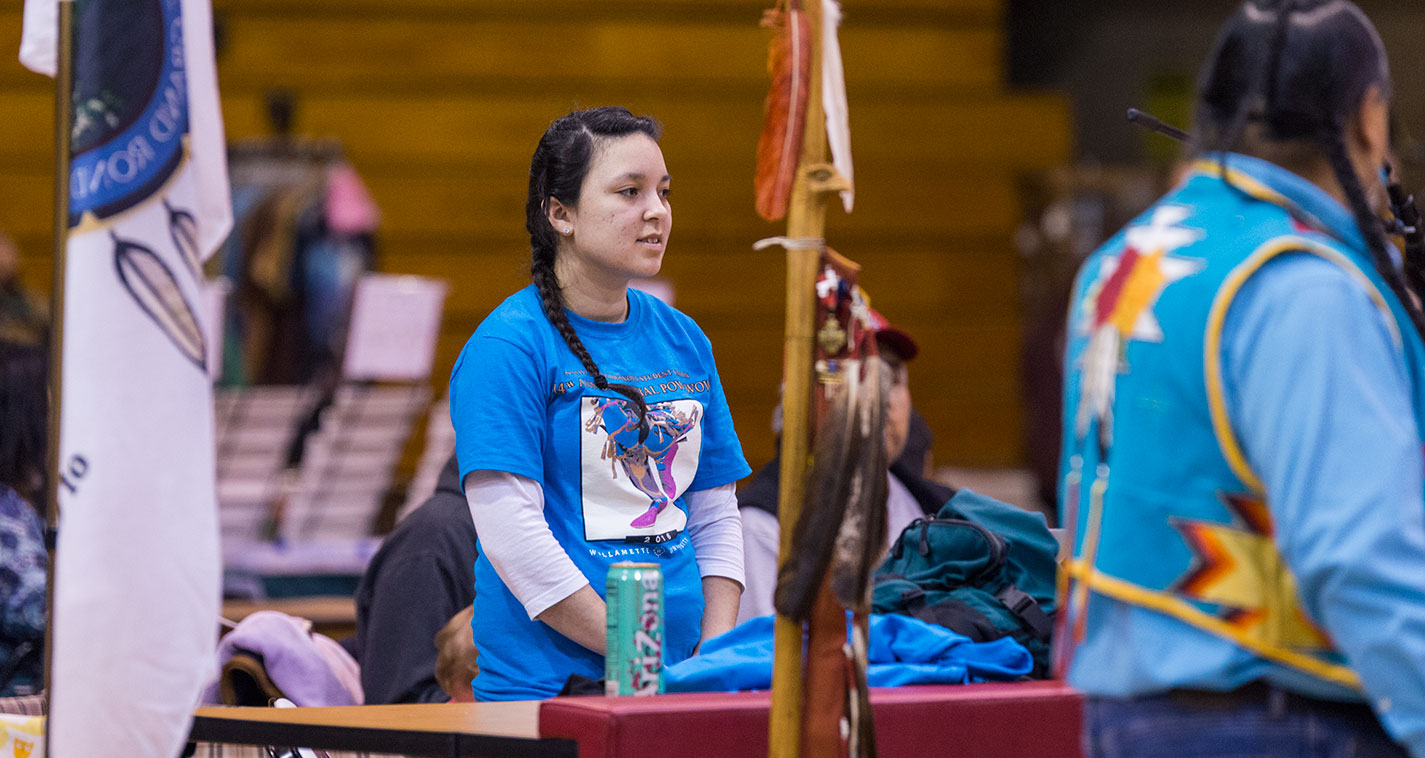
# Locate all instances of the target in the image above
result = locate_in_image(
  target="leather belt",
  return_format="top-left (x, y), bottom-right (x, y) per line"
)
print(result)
top-left (1168, 681), bottom-right (1378, 723)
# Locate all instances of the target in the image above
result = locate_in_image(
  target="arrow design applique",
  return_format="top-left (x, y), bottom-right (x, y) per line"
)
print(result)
top-left (1171, 492), bottom-right (1331, 650)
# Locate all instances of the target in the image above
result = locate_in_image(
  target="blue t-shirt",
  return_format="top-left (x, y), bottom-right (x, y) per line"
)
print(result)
top-left (450, 285), bottom-right (750, 701)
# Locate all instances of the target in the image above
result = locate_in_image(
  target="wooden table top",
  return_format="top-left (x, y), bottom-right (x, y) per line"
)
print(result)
top-left (194, 701), bottom-right (541, 739)
top-left (191, 701), bottom-right (570, 757)
top-left (221, 596), bottom-right (357, 626)
top-left (191, 683), bottom-right (1082, 758)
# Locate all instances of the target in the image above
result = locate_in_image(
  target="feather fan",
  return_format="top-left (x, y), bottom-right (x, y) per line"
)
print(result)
top-left (754, 1), bottom-right (812, 222)
top-left (773, 358), bottom-right (858, 621)
top-left (835, 356), bottom-right (888, 758)
top-left (774, 356), bottom-right (889, 622)
top-left (829, 356), bottom-right (889, 611)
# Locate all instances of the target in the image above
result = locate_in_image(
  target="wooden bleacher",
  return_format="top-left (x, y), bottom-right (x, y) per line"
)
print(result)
top-left (215, 384), bottom-right (428, 541)
top-left (215, 383), bottom-right (429, 602)
top-left (215, 385), bottom-right (320, 542)
top-left (280, 384), bottom-right (430, 541)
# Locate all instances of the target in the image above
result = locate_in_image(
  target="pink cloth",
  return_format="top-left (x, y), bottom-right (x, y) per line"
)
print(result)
top-left (324, 163), bottom-right (380, 235)
top-left (202, 610), bottom-right (362, 706)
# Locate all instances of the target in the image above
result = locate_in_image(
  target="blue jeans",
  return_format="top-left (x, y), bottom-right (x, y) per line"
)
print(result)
top-left (1085, 690), bottom-right (1409, 758)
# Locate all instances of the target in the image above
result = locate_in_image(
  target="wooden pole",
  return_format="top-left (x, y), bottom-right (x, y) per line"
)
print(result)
top-left (768, 0), bottom-right (828, 755)
top-left (42, 2), bottom-right (75, 755)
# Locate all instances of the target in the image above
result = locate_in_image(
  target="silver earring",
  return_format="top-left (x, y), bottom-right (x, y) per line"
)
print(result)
top-left (561, 226), bottom-right (572, 235)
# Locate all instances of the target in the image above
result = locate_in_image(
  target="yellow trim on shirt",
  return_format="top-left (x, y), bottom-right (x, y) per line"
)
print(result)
top-left (1203, 236), bottom-right (1401, 493)
top-left (1188, 158), bottom-right (1334, 234)
top-left (1063, 559), bottom-right (1362, 689)
top-left (1069, 465), bottom-right (1108, 645)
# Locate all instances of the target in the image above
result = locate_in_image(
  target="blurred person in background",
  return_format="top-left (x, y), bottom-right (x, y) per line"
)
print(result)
top-left (736, 312), bottom-right (954, 623)
top-left (1059, 1), bottom-right (1425, 755)
top-left (353, 453), bottom-right (477, 704)
top-left (0, 232), bottom-right (47, 347)
top-left (433, 605), bottom-right (477, 702)
top-left (0, 341), bottom-right (48, 697)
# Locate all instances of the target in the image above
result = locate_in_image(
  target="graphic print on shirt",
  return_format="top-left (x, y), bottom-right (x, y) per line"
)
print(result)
top-left (581, 397), bottom-right (704, 542)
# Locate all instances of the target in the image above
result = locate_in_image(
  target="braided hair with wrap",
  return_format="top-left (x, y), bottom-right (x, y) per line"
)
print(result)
top-left (1195, 0), bottom-right (1425, 342)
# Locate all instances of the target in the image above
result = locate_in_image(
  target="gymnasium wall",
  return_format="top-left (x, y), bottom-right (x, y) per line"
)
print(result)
top-left (0, 0), bottom-right (1071, 474)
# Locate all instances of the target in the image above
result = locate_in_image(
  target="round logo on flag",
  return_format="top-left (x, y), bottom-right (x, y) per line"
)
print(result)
top-left (68, 0), bottom-right (188, 225)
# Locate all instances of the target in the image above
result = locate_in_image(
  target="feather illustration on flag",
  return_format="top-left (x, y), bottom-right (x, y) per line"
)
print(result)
top-left (19, 0), bottom-right (232, 754)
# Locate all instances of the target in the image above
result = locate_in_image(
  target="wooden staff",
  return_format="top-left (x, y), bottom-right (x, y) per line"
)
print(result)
top-left (757, 0), bottom-right (855, 754)
top-left (36, 5), bottom-right (75, 758)
top-left (42, 5), bottom-right (75, 757)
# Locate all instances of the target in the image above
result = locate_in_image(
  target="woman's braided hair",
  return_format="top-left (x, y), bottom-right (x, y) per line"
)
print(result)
top-left (526, 107), bottom-right (662, 438)
top-left (1196, 0), bottom-right (1425, 341)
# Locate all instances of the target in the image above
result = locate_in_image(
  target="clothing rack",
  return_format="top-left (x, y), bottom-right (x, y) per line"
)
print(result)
top-left (219, 133), bottom-right (377, 387)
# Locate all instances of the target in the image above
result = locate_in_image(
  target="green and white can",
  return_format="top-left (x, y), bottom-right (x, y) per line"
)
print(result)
top-left (605, 561), bottom-right (665, 696)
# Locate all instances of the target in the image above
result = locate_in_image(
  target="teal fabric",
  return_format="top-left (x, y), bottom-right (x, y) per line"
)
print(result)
top-left (871, 488), bottom-right (1057, 677)
top-left (940, 489), bottom-right (1060, 614)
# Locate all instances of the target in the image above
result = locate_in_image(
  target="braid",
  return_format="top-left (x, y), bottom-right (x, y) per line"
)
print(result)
top-left (530, 242), bottom-right (649, 429)
top-left (1206, 0), bottom-right (1295, 189)
top-left (1201, 22), bottom-right (1252, 180)
top-left (530, 248), bottom-right (597, 383)
top-left (525, 107), bottom-right (661, 441)
top-left (1214, 0), bottom-right (1294, 194)
top-left (1319, 122), bottom-right (1425, 342)
top-left (1261, 0), bottom-right (1296, 129)
top-left (1213, 107), bottom-right (1254, 193)
top-left (1197, 1), bottom-right (1425, 340)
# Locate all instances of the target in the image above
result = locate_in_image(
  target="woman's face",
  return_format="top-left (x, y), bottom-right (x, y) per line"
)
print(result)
top-left (552, 133), bottom-right (672, 289)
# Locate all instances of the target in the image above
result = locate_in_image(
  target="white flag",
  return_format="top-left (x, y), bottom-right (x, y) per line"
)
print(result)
top-left (821, 0), bottom-right (854, 213)
top-left (20, 0), bottom-right (232, 755)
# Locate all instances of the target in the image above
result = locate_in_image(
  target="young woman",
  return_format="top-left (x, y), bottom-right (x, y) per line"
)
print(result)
top-left (449, 107), bottom-right (749, 701)
top-left (1058, 2), bottom-right (1425, 755)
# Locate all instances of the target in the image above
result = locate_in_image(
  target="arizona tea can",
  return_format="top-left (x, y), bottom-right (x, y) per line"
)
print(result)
top-left (605, 561), bottom-right (665, 696)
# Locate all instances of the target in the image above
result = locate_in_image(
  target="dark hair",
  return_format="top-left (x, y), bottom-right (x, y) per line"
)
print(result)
top-left (0, 341), bottom-right (47, 503)
top-left (1196, 0), bottom-right (1425, 340)
top-left (526, 107), bottom-right (662, 436)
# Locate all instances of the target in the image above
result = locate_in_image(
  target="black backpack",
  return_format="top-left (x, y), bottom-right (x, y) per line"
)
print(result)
top-left (871, 489), bottom-right (1059, 678)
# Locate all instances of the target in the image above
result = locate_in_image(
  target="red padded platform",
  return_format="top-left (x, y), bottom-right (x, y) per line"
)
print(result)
top-left (539, 681), bottom-right (1082, 758)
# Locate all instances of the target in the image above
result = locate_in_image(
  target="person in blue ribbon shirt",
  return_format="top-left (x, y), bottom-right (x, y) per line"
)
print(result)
top-left (1058, 2), bottom-right (1425, 756)
top-left (449, 107), bottom-right (750, 701)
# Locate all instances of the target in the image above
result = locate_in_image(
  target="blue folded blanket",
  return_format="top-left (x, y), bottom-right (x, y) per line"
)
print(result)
top-left (664, 612), bottom-right (1033, 693)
